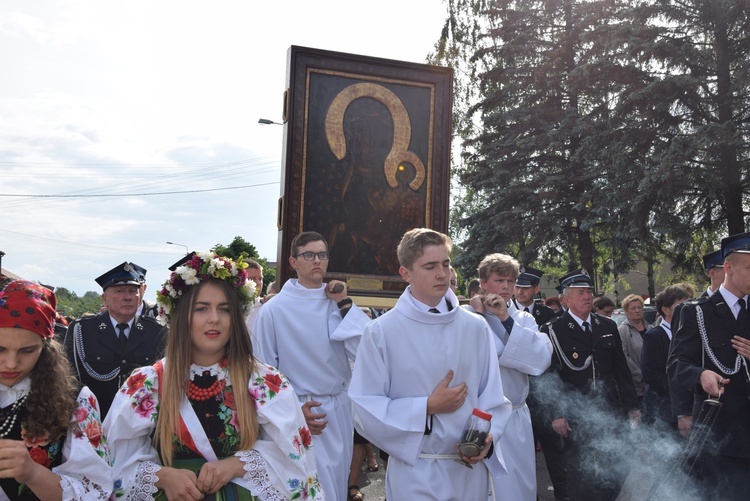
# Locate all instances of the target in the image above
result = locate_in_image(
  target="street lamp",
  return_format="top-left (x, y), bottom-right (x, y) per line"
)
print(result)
top-left (0, 250), bottom-right (5, 273)
top-left (166, 242), bottom-right (189, 255)
top-left (258, 118), bottom-right (285, 125)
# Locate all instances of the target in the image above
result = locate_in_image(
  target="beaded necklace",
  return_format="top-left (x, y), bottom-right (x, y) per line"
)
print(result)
top-left (0, 392), bottom-right (29, 438)
top-left (187, 359), bottom-right (228, 402)
top-left (187, 379), bottom-right (226, 401)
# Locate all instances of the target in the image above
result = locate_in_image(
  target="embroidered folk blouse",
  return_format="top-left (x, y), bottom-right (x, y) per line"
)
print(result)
top-left (104, 358), bottom-right (324, 500)
top-left (0, 378), bottom-right (112, 500)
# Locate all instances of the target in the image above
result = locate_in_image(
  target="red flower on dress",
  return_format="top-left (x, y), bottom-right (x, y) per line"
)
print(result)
top-left (28, 447), bottom-right (50, 468)
top-left (300, 427), bottom-right (312, 448)
top-left (73, 407), bottom-right (89, 423)
top-left (22, 427), bottom-right (49, 448)
top-left (126, 372), bottom-right (148, 395)
top-left (223, 389), bottom-right (236, 410)
top-left (264, 373), bottom-right (283, 394)
top-left (88, 394), bottom-right (98, 411)
top-left (135, 393), bottom-right (157, 418)
top-left (229, 410), bottom-right (240, 430)
top-left (84, 420), bottom-right (103, 448)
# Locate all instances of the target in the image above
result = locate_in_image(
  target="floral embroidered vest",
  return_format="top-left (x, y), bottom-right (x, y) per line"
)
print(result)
top-left (0, 401), bottom-right (64, 500)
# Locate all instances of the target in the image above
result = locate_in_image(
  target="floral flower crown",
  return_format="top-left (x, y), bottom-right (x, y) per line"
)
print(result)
top-left (156, 251), bottom-right (256, 325)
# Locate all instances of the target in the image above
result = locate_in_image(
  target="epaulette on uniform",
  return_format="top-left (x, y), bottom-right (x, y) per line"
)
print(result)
top-left (138, 315), bottom-right (160, 327)
top-left (685, 296), bottom-right (710, 307)
top-left (76, 311), bottom-right (106, 324)
top-left (544, 314), bottom-right (564, 329)
top-left (591, 311), bottom-right (617, 326)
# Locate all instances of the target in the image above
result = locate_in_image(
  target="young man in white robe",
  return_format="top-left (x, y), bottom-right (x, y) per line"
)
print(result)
top-left (349, 228), bottom-right (513, 500)
top-left (253, 231), bottom-right (370, 501)
top-left (469, 253), bottom-right (553, 501)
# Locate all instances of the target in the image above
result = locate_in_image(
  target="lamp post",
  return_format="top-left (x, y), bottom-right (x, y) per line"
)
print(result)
top-left (258, 118), bottom-right (284, 125)
top-left (166, 242), bottom-right (189, 255)
top-left (0, 250), bottom-right (5, 274)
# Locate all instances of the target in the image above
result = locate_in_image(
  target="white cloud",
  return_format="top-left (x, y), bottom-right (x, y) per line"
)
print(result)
top-left (1, 0), bottom-right (449, 298)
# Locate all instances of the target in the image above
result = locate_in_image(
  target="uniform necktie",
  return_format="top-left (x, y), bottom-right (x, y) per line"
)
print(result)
top-left (738, 298), bottom-right (747, 325)
top-left (429, 308), bottom-right (440, 314)
top-left (582, 321), bottom-right (591, 335)
top-left (524, 307), bottom-right (530, 313)
top-left (116, 323), bottom-right (128, 346)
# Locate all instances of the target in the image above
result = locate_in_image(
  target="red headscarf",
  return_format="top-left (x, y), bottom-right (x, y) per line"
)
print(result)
top-left (0, 280), bottom-right (57, 339)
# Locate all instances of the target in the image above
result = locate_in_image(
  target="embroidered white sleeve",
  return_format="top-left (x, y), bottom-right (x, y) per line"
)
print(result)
top-left (235, 449), bottom-right (285, 501)
top-left (60, 474), bottom-right (111, 500)
top-left (126, 461), bottom-right (161, 501)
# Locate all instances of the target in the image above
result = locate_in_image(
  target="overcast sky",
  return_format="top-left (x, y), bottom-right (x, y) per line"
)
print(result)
top-left (1, 0), bottom-right (449, 301)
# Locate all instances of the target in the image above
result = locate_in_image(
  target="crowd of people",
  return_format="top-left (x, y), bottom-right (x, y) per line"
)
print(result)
top-left (0, 227), bottom-right (748, 500)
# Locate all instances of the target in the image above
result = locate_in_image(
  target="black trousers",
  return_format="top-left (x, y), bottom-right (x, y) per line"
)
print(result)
top-left (563, 432), bottom-right (629, 501)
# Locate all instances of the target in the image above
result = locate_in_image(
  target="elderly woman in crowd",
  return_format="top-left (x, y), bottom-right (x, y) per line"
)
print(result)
top-left (617, 294), bottom-right (654, 402)
top-left (0, 280), bottom-right (112, 499)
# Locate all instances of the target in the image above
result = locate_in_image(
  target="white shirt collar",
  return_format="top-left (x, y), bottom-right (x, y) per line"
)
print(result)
top-left (661, 320), bottom-right (672, 340)
top-left (409, 294), bottom-right (448, 313)
top-left (569, 311), bottom-right (592, 329)
top-left (0, 376), bottom-right (31, 409)
top-left (515, 299), bottom-right (534, 313)
top-left (719, 285), bottom-right (748, 319)
top-left (403, 287), bottom-right (457, 314)
top-left (189, 362), bottom-right (229, 383)
top-left (109, 316), bottom-right (133, 331)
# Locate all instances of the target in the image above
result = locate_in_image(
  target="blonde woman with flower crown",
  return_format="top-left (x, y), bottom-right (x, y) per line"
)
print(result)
top-left (104, 252), bottom-right (324, 500)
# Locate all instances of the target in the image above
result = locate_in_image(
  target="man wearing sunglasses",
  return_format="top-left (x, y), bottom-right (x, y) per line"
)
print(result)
top-left (254, 231), bottom-right (370, 501)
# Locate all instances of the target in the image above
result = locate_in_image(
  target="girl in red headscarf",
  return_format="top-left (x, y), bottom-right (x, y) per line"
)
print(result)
top-left (0, 280), bottom-right (112, 500)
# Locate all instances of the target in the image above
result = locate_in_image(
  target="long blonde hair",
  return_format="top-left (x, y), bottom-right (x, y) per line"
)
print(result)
top-left (154, 278), bottom-right (259, 466)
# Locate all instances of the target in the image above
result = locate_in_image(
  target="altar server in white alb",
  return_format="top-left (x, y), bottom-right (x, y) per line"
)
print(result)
top-left (469, 254), bottom-right (553, 501)
top-left (349, 228), bottom-right (513, 500)
top-left (253, 231), bottom-right (370, 501)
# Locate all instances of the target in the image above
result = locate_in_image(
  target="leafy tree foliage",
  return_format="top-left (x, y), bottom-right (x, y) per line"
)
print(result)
top-left (211, 236), bottom-right (276, 293)
top-left (632, 0), bottom-right (750, 267)
top-left (54, 287), bottom-right (103, 318)
top-left (433, 0), bottom-right (750, 292)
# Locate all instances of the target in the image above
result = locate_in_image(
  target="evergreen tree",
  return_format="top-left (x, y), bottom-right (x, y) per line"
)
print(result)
top-left (434, 0), bottom-right (750, 288)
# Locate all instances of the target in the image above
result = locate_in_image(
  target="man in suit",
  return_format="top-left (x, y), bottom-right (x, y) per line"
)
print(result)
top-left (701, 249), bottom-right (725, 298)
top-left (64, 262), bottom-right (165, 418)
top-left (668, 249), bottom-right (724, 438)
top-left (541, 269), bottom-right (640, 501)
top-left (668, 233), bottom-right (750, 500)
top-left (554, 285), bottom-right (567, 316)
top-left (516, 266), bottom-right (568, 499)
top-left (129, 262), bottom-right (158, 319)
top-left (513, 266), bottom-right (558, 326)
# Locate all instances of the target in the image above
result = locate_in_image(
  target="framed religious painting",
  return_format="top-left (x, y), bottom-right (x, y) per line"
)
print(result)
top-left (275, 45), bottom-right (453, 304)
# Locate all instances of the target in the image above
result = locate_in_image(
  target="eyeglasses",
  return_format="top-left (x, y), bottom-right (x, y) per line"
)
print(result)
top-left (295, 251), bottom-right (330, 261)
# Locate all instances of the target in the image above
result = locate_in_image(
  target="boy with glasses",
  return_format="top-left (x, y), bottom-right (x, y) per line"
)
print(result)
top-left (254, 231), bottom-right (370, 501)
